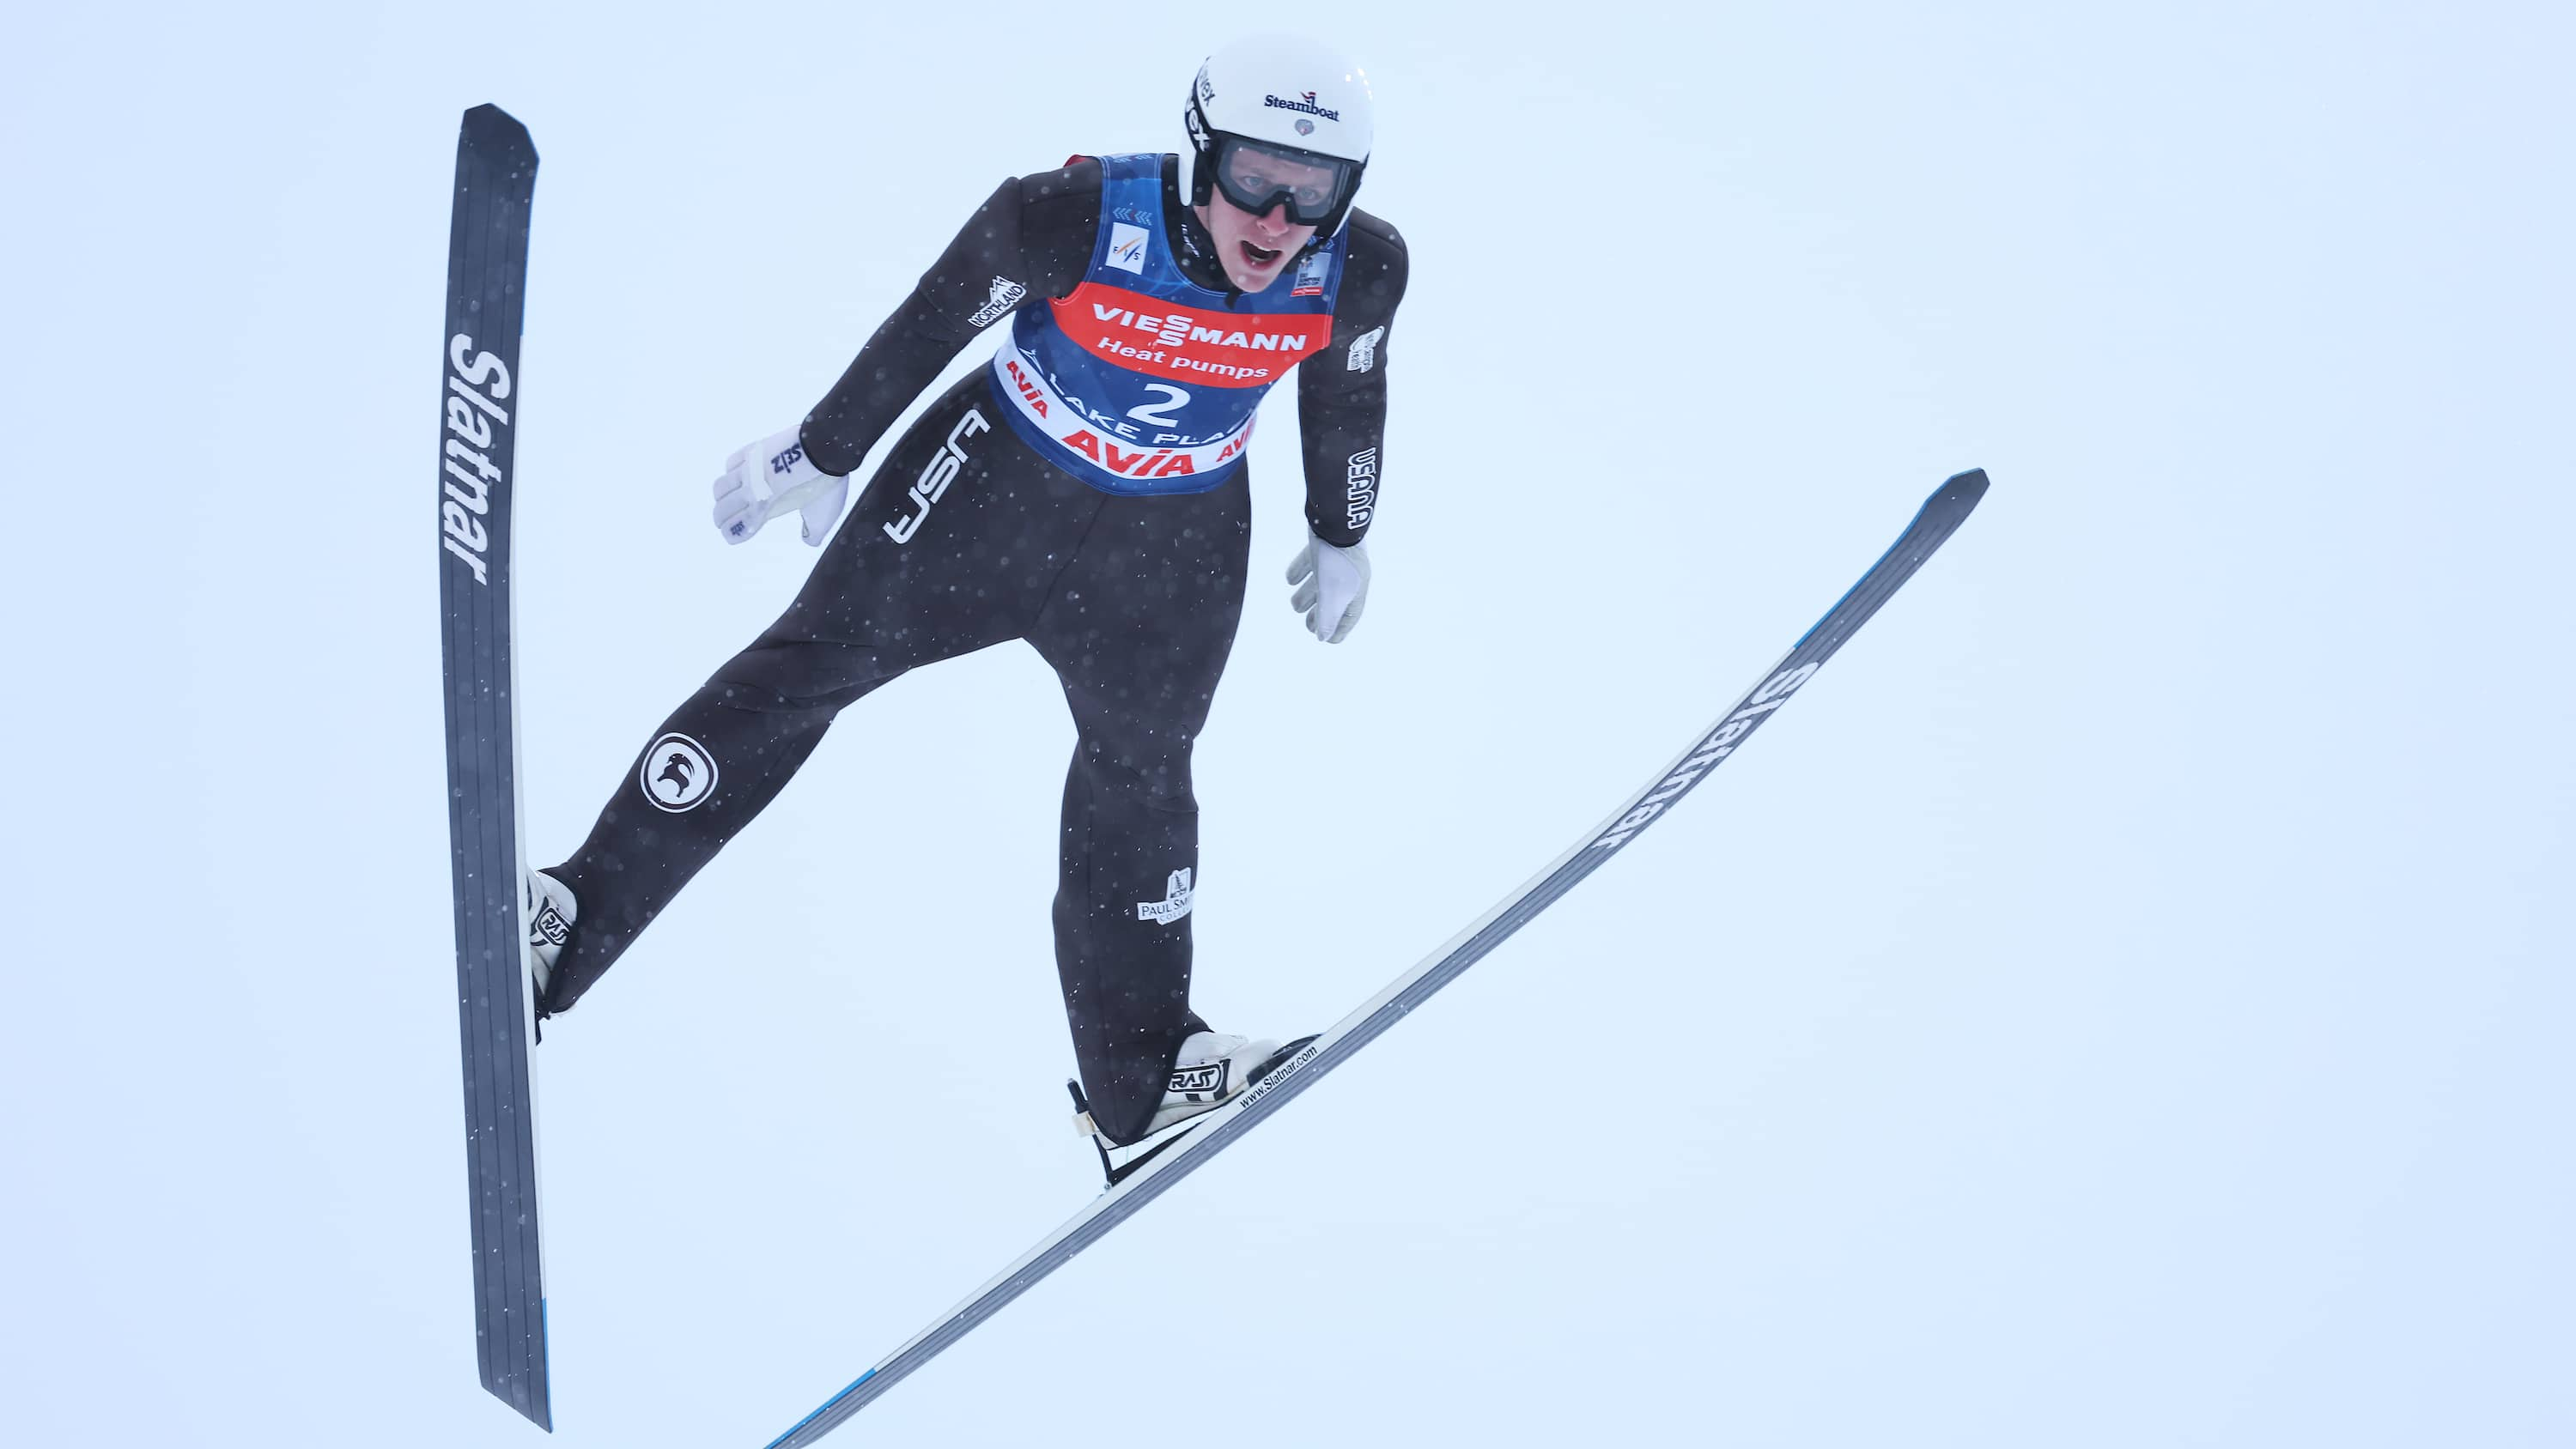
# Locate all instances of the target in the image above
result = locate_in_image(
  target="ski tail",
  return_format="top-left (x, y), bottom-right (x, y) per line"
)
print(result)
top-left (439, 102), bottom-right (550, 1431)
top-left (762, 469), bottom-right (1989, 1447)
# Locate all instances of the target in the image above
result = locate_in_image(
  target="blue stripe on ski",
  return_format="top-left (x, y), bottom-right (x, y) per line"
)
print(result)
top-left (763, 1372), bottom-right (875, 1449)
top-left (1795, 468), bottom-right (1990, 652)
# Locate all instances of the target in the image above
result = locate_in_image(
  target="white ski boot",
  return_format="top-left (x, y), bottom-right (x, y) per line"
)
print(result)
top-left (524, 869), bottom-right (575, 1007)
top-left (1071, 1030), bottom-right (1317, 1185)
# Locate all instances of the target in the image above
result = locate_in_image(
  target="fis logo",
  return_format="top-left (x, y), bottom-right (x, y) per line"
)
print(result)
top-left (1587, 664), bottom-right (1823, 851)
top-left (968, 276), bottom-right (1027, 329)
top-left (641, 732), bottom-right (719, 813)
top-left (1107, 223), bottom-right (1150, 274)
top-left (440, 332), bottom-right (513, 585)
top-left (1135, 867), bottom-right (1194, 925)
top-left (884, 408), bottom-right (992, 544)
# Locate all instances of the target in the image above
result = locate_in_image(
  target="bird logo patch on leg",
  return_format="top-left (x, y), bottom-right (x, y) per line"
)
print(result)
top-left (640, 732), bottom-right (718, 813)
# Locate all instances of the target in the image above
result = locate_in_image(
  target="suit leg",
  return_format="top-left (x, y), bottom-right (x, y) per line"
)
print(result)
top-left (1025, 475), bottom-right (1252, 1142)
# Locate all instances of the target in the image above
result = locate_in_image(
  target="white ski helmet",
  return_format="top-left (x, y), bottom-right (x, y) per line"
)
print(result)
top-left (1182, 34), bottom-right (1374, 241)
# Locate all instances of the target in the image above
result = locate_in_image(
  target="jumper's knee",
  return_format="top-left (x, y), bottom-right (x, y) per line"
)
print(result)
top-left (1071, 736), bottom-right (1198, 815)
top-left (710, 638), bottom-right (897, 713)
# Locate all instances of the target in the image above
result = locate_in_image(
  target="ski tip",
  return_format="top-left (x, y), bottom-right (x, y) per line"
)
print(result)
top-left (1936, 468), bottom-right (1990, 507)
top-left (460, 104), bottom-right (538, 161)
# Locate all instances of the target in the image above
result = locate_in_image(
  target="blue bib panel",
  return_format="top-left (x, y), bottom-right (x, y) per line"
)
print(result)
top-left (987, 153), bottom-right (1346, 495)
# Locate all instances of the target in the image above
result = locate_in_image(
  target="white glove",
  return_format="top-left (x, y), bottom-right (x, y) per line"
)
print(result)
top-left (711, 425), bottom-right (849, 547)
top-left (1285, 532), bottom-right (1370, 644)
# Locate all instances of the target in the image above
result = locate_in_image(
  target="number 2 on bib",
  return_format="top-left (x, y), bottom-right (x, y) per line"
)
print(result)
top-left (1127, 384), bottom-right (1190, 428)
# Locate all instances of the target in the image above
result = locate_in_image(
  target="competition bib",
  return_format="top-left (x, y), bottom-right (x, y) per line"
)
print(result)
top-left (987, 153), bottom-right (1345, 495)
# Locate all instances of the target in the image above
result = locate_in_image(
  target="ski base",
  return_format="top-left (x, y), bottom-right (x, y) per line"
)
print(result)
top-left (763, 470), bottom-right (1989, 1449)
top-left (440, 102), bottom-right (551, 1432)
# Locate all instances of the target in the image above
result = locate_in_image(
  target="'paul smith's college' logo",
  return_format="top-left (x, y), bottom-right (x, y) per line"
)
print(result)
top-left (1135, 867), bottom-right (1194, 925)
top-left (641, 732), bottom-right (718, 813)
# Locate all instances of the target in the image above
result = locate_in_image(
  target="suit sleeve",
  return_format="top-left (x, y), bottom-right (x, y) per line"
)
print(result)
top-left (798, 162), bottom-right (1102, 476)
top-left (1296, 211), bottom-right (1409, 549)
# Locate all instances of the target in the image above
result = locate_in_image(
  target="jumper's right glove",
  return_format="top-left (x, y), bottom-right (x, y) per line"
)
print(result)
top-left (711, 425), bottom-right (849, 547)
top-left (1285, 531), bottom-right (1370, 644)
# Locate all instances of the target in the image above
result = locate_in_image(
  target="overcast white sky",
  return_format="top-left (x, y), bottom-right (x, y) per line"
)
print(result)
top-left (3, 3), bottom-right (2568, 1446)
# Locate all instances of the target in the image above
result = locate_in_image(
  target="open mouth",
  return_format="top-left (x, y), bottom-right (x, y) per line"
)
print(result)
top-left (1239, 239), bottom-right (1283, 268)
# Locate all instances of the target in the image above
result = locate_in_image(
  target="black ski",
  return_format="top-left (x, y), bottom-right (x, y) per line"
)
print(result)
top-left (762, 469), bottom-right (1990, 1448)
top-left (437, 103), bottom-right (550, 1431)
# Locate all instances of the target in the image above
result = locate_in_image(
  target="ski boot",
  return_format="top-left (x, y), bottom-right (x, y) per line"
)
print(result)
top-left (1070, 1031), bottom-right (1319, 1187)
top-left (524, 869), bottom-right (575, 1016)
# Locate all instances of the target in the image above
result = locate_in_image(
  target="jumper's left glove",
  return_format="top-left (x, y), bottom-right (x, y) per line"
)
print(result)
top-left (1285, 532), bottom-right (1370, 644)
top-left (712, 425), bottom-right (849, 547)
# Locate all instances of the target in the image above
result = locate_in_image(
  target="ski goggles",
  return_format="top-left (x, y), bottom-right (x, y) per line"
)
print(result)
top-left (1206, 136), bottom-right (1360, 227)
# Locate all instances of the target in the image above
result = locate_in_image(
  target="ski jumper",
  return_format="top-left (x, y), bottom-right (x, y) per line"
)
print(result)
top-left (539, 155), bottom-right (1407, 1145)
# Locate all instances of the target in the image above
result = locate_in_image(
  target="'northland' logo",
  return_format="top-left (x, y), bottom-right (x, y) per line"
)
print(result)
top-left (1587, 663), bottom-right (1822, 851)
top-left (641, 732), bottom-right (718, 813)
top-left (1265, 91), bottom-right (1340, 122)
top-left (1136, 867), bottom-right (1194, 925)
top-left (440, 332), bottom-right (513, 585)
top-left (884, 407), bottom-right (991, 544)
top-left (968, 276), bottom-right (1026, 328)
